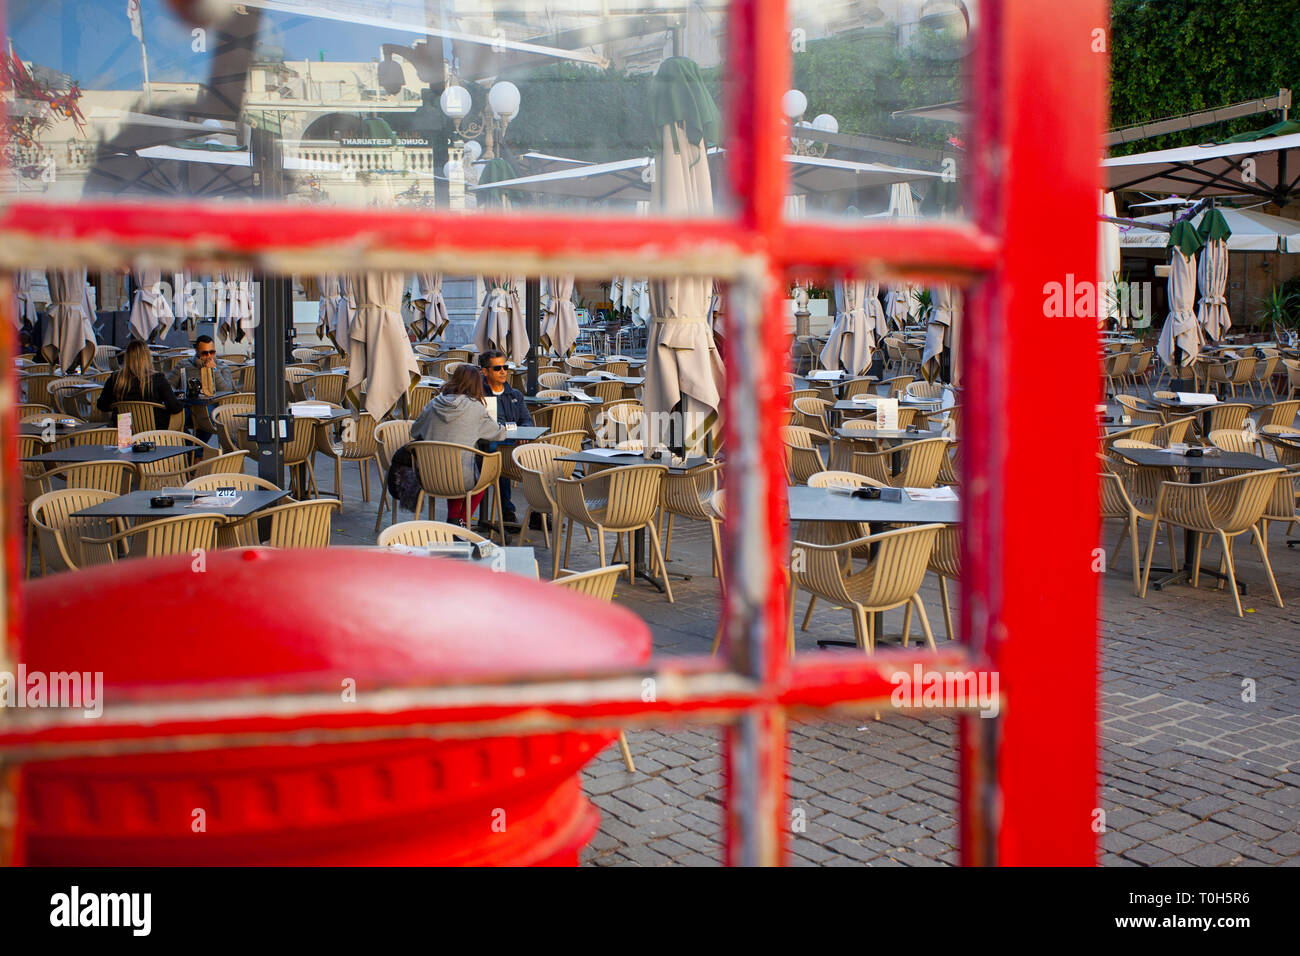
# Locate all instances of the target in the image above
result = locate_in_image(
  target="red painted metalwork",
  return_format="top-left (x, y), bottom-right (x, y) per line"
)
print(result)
top-left (0, 0), bottom-right (1107, 865)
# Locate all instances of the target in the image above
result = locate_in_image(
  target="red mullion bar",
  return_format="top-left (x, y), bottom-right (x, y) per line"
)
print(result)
top-left (774, 222), bottom-right (1000, 277)
top-left (0, 201), bottom-right (755, 267)
top-left (964, 0), bottom-right (1104, 866)
top-left (722, 0), bottom-right (791, 866)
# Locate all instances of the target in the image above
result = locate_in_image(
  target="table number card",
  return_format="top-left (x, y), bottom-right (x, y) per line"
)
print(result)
top-left (876, 398), bottom-right (899, 431)
top-left (117, 413), bottom-right (133, 450)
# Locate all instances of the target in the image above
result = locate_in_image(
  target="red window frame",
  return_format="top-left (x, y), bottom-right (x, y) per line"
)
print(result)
top-left (0, 0), bottom-right (1105, 865)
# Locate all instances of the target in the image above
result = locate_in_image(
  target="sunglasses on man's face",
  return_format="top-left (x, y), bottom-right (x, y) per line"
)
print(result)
top-left (488, 365), bottom-right (508, 372)
top-left (198, 350), bottom-right (216, 357)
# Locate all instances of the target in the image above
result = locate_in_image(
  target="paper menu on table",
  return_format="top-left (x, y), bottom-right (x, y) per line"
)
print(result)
top-left (117, 414), bottom-right (132, 450)
top-left (289, 402), bottom-right (332, 418)
top-left (903, 486), bottom-right (958, 502)
top-left (1175, 392), bottom-right (1218, 405)
top-left (875, 398), bottom-right (899, 431)
top-left (806, 370), bottom-right (843, 381)
top-left (584, 447), bottom-right (631, 458)
top-left (186, 495), bottom-right (241, 508)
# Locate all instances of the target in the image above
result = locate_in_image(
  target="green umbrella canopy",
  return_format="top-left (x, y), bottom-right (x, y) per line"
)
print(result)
top-left (1196, 207), bottom-right (1233, 243)
top-left (648, 56), bottom-right (720, 154)
top-left (1168, 219), bottom-right (1204, 257)
top-left (1224, 119), bottom-right (1300, 142)
top-left (477, 157), bottom-right (520, 208)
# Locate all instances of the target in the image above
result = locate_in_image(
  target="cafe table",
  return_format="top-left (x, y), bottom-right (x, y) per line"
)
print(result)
top-left (525, 393), bottom-right (603, 407)
top-left (1112, 446), bottom-right (1279, 592)
top-left (22, 444), bottom-right (195, 466)
top-left (71, 487), bottom-right (290, 521)
top-left (19, 419), bottom-right (100, 442)
top-left (567, 374), bottom-right (645, 387)
top-left (356, 543), bottom-right (540, 580)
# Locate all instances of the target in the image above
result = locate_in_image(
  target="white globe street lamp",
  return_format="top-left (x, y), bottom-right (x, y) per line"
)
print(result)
top-left (488, 81), bottom-right (521, 120)
top-left (812, 113), bottom-right (839, 134)
top-left (439, 85), bottom-right (472, 121)
top-left (781, 88), bottom-right (808, 121)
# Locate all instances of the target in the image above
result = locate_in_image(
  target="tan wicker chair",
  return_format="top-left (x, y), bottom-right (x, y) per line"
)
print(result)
top-left (378, 520), bottom-right (487, 547)
top-left (1149, 414), bottom-right (1197, 448)
top-left (39, 460), bottom-right (138, 497)
top-left (284, 365), bottom-right (318, 402)
top-left (212, 404), bottom-right (255, 455)
top-left (302, 372), bottom-right (348, 407)
top-left (373, 419), bottom-right (414, 530)
top-left (1114, 394), bottom-right (1165, 426)
top-left (531, 401), bottom-right (589, 436)
top-left (1204, 357), bottom-right (1256, 399)
top-left (185, 473), bottom-right (284, 493)
top-left (792, 396), bottom-right (831, 436)
top-left (1140, 468), bottom-right (1286, 616)
top-left (409, 442), bottom-right (505, 542)
top-left (83, 512), bottom-right (225, 563)
top-left (790, 523), bottom-right (944, 653)
top-left (781, 425), bottom-right (828, 485)
top-left (904, 381), bottom-right (945, 401)
top-left (408, 385), bottom-right (436, 420)
top-left (112, 400), bottom-right (169, 434)
top-left (281, 419), bottom-right (321, 499)
top-left (845, 436), bottom-right (948, 488)
top-left (553, 463), bottom-right (671, 598)
top-left (61, 426), bottom-right (120, 448)
top-left (1284, 358), bottom-right (1300, 400)
top-left (1259, 399), bottom-right (1299, 429)
top-left (28, 488), bottom-right (120, 576)
top-left (215, 392), bottom-right (257, 407)
top-left (46, 378), bottom-right (90, 416)
top-left (600, 402), bottom-right (644, 446)
top-left (224, 498), bottom-right (340, 548)
top-left (552, 564), bottom-right (638, 771)
top-left (314, 411), bottom-right (379, 508)
top-left (21, 373), bottom-right (57, 409)
top-left (512, 443), bottom-right (577, 549)
top-left (660, 461), bottom-right (725, 582)
top-left (1100, 467), bottom-right (1145, 595)
top-left (878, 374), bottom-right (914, 398)
top-left (129, 429), bottom-right (215, 490)
top-left (927, 525), bottom-right (962, 640)
top-left (539, 371), bottom-right (569, 390)
top-left (546, 429), bottom-right (587, 453)
top-left (1205, 403), bottom-right (1253, 434)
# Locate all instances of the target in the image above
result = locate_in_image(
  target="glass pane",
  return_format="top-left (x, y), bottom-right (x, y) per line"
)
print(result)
top-left (2, 0), bottom-right (731, 217)
top-left (783, 0), bottom-right (973, 222)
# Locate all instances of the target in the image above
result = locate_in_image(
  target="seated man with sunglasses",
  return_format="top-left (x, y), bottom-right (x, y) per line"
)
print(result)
top-left (168, 335), bottom-right (234, 443)
top-left (479, 350), bottom-right (534, 530)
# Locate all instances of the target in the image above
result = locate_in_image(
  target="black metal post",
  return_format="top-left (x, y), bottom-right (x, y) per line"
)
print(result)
top-left (525, 277), bottom-right (541, 395)
top-left (251, 124), bottom-right (288, 486)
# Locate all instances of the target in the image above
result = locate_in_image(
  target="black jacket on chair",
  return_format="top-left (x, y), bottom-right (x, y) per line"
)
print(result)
top-left (96, 371), bottom-right (182, 430)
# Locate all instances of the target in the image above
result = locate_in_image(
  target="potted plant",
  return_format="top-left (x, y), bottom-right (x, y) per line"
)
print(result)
top-left (1260, 284), bottom-right (1299, 347)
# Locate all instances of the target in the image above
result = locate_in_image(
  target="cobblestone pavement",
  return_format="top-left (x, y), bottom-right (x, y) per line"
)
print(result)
top-left (326, 433), bottom-right (1299, 866)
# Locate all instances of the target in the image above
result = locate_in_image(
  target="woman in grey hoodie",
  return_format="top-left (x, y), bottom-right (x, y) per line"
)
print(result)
top-left (409, 364), bottom-right (508, 525)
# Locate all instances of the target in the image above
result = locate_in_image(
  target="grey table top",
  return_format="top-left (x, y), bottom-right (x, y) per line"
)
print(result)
top-left (1115, 448), bottom-right (1279, 474)
top-left (239, 408), bottom-right (355, 423)
top-left (355, 544), bottom-right (539, 579)
top-left (567, 375), bottom-right (645, 386)
top-left (22, 444), bottom-right (196, 465)
top-left (495, 426), bottom-right (549, 443)
top-left (788, 485), bottom-right (960, 525)
top-left (19, 419), bottom-right (97, 440)
top-left (526, 394), bottom-right (603, 406)
top-left (71, 487), bottom-right (290, 519)
top-left (833, 427), bottom-right (951, 442)
top-left (560, 451), bottom-right (710, 474)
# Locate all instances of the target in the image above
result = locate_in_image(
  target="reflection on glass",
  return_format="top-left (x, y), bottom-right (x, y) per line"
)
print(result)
top-left (2, 0), bottom-right (734, 216)
top-left (783, 0), bottom-right (972, 221)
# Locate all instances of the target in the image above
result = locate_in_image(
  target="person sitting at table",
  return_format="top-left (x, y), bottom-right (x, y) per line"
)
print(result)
top-left (96, 340), bottom-right (182, 430)
top-left (403, 364), bottom-right (508, 528)
top-left (168, 335), bottom-right (234, 395)
top-left (167, 335), bottom-right (232, 442)
top-left (479, 349), bottom-right (533, 528)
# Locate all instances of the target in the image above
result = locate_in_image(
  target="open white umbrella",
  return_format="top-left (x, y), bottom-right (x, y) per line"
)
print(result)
top-left (128, 267), bottom-right (177, 343)
top-left (1103, 130), bottom-right (1300, 207)
top-left (819, 280), bottom-right (880, 376)
top-left (644, 57), bottom-right (724, 456)
top-left (41, 269), bottom-right (96, 372)
top-left (409, 273), bottom-right (449, 341)
top-left (1117, 206), bottom-right (1300, 252)
top-left (474, 276), bottom-right (528, 364)
top-left (1156, 223), bottom-right (1202, 372)
top-left (540, 276), bottom-right (579, 357)
top-left (1196, 209), bottom-right (1232, 342)
top-left (922, 284), bottom-right (959, 384)
top-left (346, 272), bottom-right (420, 420)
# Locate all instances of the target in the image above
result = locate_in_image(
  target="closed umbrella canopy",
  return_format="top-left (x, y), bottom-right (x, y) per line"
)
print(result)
top-left (41, 268), bottom-right (96, 372)
top-left (1156, 222), bottom-right (1202, 369)
top-left (883, 183), bottom-right (919, 328)
top-left (11, 270), bottom-right (37, 328)
top-left (410, 273), bottom-right (449, 341)
top-left (644, 57), bottom-right (724, 456)
top-left (216, 268), bottom-right (255, 345)
top-left (172, 270), bottom-right (202, 331)
top-left (316, 273), bottom-right (348, 345)
top-left (1100, 191), bottom-right (1122, 323)
top-left (819, 279), bottom-right (880, 376)
top-left (346, 272), bottom-right (420, 420)
top-left (540, 276), bottom-right (579, 357)
top-left (128, 267), bottom-right (177, 343)
top-left (474, 276), bottom-right (528, 364)
top-left (922, 284), bottom-right (959, 383)
top-left (1196, 209), bottom-right (1232, 342)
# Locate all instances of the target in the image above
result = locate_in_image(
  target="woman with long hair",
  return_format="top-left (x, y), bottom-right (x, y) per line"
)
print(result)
top-left (96, 340), bottom-right (181, 430)
top-left (404, 363), bottom-right (508, 526)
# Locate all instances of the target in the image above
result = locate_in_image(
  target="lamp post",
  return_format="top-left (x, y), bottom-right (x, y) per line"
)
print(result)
top-left (782, 88), bottom-right (837, 158)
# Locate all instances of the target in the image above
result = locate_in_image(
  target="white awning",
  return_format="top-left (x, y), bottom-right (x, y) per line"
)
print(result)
top-left (1117, 207), bottom-right (1300, 252)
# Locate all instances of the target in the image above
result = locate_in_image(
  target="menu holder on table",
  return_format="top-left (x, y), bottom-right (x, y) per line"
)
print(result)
top-left (903, 486), bottom-right (958, 502)
top-left (876, 398), bottom-right (899, 431)
top-left (1174, 392), bottom-right (1218, 405)
top-left (289, 401), bottom-right (333, 418)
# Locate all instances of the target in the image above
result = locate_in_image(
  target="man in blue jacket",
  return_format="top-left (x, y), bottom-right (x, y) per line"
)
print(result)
top-left (479, 350), bottom-right (533, 528)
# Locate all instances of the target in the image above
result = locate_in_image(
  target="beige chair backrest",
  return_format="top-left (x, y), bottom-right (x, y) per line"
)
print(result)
top-left (807, 470), bottom-right (884, 490)
top-left (792, 396), bottom-right (830, 434)
top-left (513, 442), bottom-right (576, 513)
top-left (378, 520), bottom-right (486, 547)
top-left (553, 564), bottom-right (629, 602)
top-left (185, 472), bottom-right (283, 493)
top-left (41, 460), bottom-right (138, 496)
top-left (780, 425), bottom-right (826, 485)
top-left (410, 441), bottom-right (501, 498)
top-left (904, 381), bottom-right (944, 401)
top-left (244, 499), bottom-right (340, 548)
top-left (63, 427), bottom-right (119, 447)
top-left (1206, 403), bottom-right (1252, 432)
top-left (303, 372), bottom-right (348, 406)
top-left (795, 523), bottom-right (943, 609)
top-left (29, 488), bottom-right (120, 572)
top-left (539, 372), bottom-right (569, 390)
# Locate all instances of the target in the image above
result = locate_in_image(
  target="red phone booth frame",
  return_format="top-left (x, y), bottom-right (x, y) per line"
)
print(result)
top-left (0, 0), bottom-right (1105, 865)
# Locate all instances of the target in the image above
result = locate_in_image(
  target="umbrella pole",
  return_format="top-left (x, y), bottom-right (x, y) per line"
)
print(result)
top-left (525, 278), bottom-right (540, 395)
top-left (254, 277), bottom-right (289, 488)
